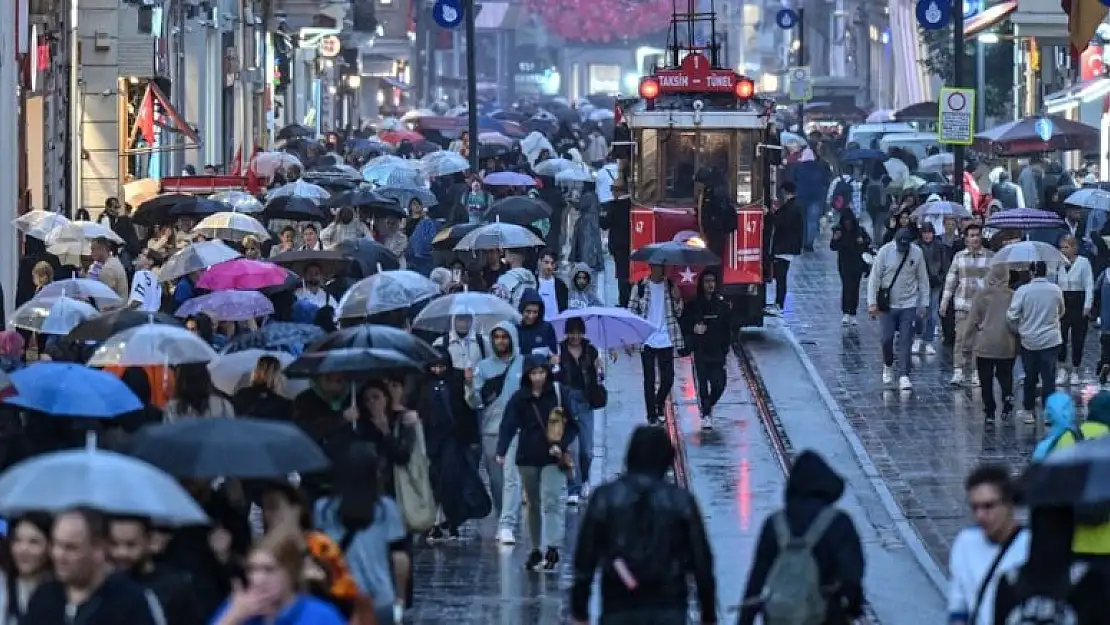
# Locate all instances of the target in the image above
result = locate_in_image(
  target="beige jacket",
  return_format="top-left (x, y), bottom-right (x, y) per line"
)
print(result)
top-left (97, 256), bottom-right (129, 304)
top-left (965, 271), bottom-right (1018, 360)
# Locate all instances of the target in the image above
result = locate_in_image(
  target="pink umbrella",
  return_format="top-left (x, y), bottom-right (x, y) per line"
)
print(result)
top-left (197, 259), bottom-right (288, 291)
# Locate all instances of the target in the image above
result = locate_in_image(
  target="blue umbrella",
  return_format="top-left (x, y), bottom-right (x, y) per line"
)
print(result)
top-left (221, 322), bottom-right (326, 354)
top-left (4, 363), bottom-right (143, 418)
top-left (841, 148), bottom-right (889, 163)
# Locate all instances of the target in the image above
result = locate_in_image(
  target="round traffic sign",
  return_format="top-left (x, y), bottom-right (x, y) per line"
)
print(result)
top-left (963, 0), bottom-right (981, 19)
top-left (946, 90), bottom-right (967, 112)
top-left (433, 0), bottom-right (464, 28)
top-left (319, 35), bottom-right (341, 58)
top-left (775, 8), bottom-right (799, 29)
top-left (915, 0), bottom-right (951, 30)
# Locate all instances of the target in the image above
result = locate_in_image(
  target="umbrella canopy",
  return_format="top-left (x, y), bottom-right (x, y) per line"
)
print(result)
top-left (1020, 435), bottom-right (1110, 507)
top-left (454, 222), bottom-right (545, 251)
top-left (913, 200), bottom-right (972, 219)
top-left (132, 195), bottom-right (229, 228)
top-left (45, 221), bottom-right (124, 257)
top-left (308, 324), bottom-right (438, 364)
top-left (207, 349), bottom-right (300, 395)
top-left (376, 186), bottom-right (439, 210)
top-left (192, 212), bottom-right (271, 242)
top-left (378, 130), bottom-right (424, 145)
top-left (984, 208), bottom-right (1066, 230)
top-left (483, 171), bottom-right (536, 187)
top-left (66, 308), bottom-right (182, 343)
top-left (336, 271), bottom-right (441, 320)
top-left (333, 238), bottom-right (401, 278)
top-left (325, 189), bottom-right (403, 214)
top-left (555, 167), bottom-right (594, 184)
top-left (484, 196), bottom-right (553, 225)
top-left (128, 417), bottom-right (330, 480)
top-left (175, 290), bottom-right (275, 322)
top-left (285, 347), bottom-right (422, 379)
top-left (0, 445), bottom-right (209, 526)
top-left (420, 151), bottom-right (469, 177)
top-left (88, 324), bottom-right (218, 367)
top-left (549, 307), bottom-right (656, 349)
top-left (249, 152), bottom-right (303, 178)
top-left (14, 210), bottom-right (69, 239)
top-left (630, 241), bottom-right (722, 266)
top-left (478, 131), bottom-right (513, 147)
top-left (160, 240), bottom-right (242, 283)
top-left (432, 223), bottom-right (482, 251)
top-left (991, 241), bottom-right (1068, 269)
top-left (400, 108), bottom-right (436, 122)
top-left (276, 124), bottom-right (315, 140)
top-left (222, 322), bottom-right (326, 355)
top-left (210, 191), bottom-right (264, 214)
top-left (266, 180), bottom-right (331, 201)
top-left (10, 296), bottom-right (98, 335)
top-left (263, 195), bottom-right (329, 222)
top-left (37, 278), bottom-right (123, 305)
top-left (918, 153), bottom-right (955, 173)
top-left (269, 249), bottom-right (348, 277)
top-left (974, 116), bottom-right (1099, 155)
top-left (532, 158), bottom-right (574, 176)
top-left (1065, 187), bottom-right (1110, 212)
top-left (197, 258), bottom-right (289, 291)
top-left (412, 292), bottom-right (521, 333)
top-left (887, 175), bottom-right (927, 192)
top-left (361, 155), bottom-right (423, 186)
top-left (4, 362), bottom-right (142, 418)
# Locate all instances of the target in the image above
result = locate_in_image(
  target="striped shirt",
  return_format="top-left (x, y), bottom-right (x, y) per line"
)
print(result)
top-left (825, 175), bottom-right (864, 217)
top-left (942, 247), bottom-right (994, 313)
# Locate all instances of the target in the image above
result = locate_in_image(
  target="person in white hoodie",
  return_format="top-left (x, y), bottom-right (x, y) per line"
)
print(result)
top-left (493, 249), bottom-right (537, 309)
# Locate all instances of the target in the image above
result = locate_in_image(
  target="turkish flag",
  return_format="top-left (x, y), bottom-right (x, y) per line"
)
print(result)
top-left (1081, 44), bottom-right (1104, 81)
top-left (136, 87), bottom-right (155, 144)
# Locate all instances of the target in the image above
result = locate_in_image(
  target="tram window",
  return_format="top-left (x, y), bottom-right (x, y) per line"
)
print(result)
top-left (737, 130), bottom-right (757, 205)
top-left (661, 131), bottom-right (733, 202)
top-left (638, 129), bottom-right (659, 202)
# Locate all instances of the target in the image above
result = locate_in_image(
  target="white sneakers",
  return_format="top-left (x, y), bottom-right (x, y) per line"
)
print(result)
top-left (899, 376), bottom-right (912, 390)
top-left (950, 369), bottom-right (965, 386)
top-left (911, 339), bottom-right (937, 355)
top-left (882, 366), bottom-right (894, 385)
top-left (497, 528), bottom-right (516, 545)
top-left (841, 314), bottom-right (858, 327)
top-left (1071, 371), bottom-right (1081, 386)
top-left (701, 415), bottom-right (714, 430)
top-left (882, 366), bottom-right (912, 390)
top-left (1056, 368), bottom-right (1083, 386)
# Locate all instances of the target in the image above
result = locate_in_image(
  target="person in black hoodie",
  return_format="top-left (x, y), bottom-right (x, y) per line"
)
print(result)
top-left (738, 450), bottom-right (865, 625)
top-left (767, 182), bottom-right (804, 312)
top-left (571, 425), bottom-right (716, 625)
top-left (680, 270), bottom-right (733, 430)
top-left (497, 355), bottom-right (578, 571)
top-left (556, 316), bottom-right (606, 505)
top-left (23, 508), bottom-right (159, 625)
top-left (107, 516), bottom-right (203, 625)
top-left (829, 209), bottom-right (872, 325)
top-left (516, 288), bottom-right (560, 358)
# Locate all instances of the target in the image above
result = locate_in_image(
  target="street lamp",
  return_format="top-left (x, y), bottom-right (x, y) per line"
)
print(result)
top-left (347, 75), bottom-right (362, 90)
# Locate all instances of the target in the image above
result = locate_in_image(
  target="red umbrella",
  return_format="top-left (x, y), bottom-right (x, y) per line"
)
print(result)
top-left (974, 116), bottom-right (1099, 155)
top-left (378, 130), bottom-right (424, 145)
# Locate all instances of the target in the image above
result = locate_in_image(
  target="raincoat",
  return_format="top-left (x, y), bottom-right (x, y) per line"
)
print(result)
top-left (1053, 391), bottom-right (1110, 555)
top-left (570, 191), bottom-right (605, 273)
top-left (1032, 392), bottom-right (1081, 461)
top-left (567, 264), bottom-right (603, 309)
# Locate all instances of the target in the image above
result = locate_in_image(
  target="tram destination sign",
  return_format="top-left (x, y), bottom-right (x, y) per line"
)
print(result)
top-left (655, 53), bottom-right (738, 94)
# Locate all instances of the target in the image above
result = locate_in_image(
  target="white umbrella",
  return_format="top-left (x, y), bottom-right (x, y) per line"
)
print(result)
top-left (1065, 188), bottom-right (1110, 212)
top-left (159, 240), bottom-right (242, 283)
top-left (265, 180), bottom-right (331, 201)
top-left (37, 278), bottom-right (123, 305)
top-left (210, 191), bottom-right (264, 214)
top-left (207, 349), bottom-right (301, 397)
top-left (0, 443), bottom-right (209, 526)
top-left (14, 210), bottom-right (70, 239)
top-left (420, 151), bottom-right (469, 177)
top-left (533, 158), bottom-right (575, 177)
top-left (991, 241), bottom-right (1068, 269)
top-left (336, 270), bottom-right (441, 320)
top-left (9, 295), bottom-right (98, 335)
top-left (45, 221), bottom-right (124, 257)
top-left (454, 222), bottom-right (545, 251)
top-left (883, 158), bottom-right (910, 183)
top-left (250, 152), bottom-right (302, 178)
top-left (521, 132), bottom-right (555, 164)
top-left (192, 212), bottom-right (271, 242)
top-left (88, 324), bottom-right (219, 367)
top-left (555, 167), bottom-right (594, 184)
top-left (919, 152), bottom-right (955, 172)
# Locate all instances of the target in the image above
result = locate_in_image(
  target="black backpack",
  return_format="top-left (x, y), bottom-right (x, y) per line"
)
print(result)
top-left (830, 178), bottom-right (853, 211)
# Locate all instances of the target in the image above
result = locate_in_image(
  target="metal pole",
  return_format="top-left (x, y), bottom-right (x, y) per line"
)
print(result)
top-left (796, 9), bottom-right (805, 131)
top-left (464, 0), bottom-right (479, 172)
top-left (975, 38), bottom-right (985, 131)
top-left (68, 0), bottom-right (80, 215)
top-left (952, 0), bottom-right (965, 205)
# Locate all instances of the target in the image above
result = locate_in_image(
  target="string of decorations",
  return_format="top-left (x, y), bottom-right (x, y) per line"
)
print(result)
top-left (525, 0), bottom-right (673, 42)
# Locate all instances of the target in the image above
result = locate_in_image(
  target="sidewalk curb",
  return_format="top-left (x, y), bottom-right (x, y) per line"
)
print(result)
top-left (774, 322), bottom-right (950, 593)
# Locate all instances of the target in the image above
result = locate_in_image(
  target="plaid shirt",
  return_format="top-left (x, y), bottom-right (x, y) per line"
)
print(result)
top-left (826, 175), bottom-right (864, 217)
top-left (941, 247), bottom-right (994, 313)
top-left (628, 278), bottom-right (685, 351)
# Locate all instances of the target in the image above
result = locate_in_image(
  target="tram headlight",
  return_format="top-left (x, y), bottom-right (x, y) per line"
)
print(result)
top-left (735, 77), bottom-right (755, 100)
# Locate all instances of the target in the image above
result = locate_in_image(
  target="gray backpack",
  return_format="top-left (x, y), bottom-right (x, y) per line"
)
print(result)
top-left (761, 507), bottom-right (839, 625)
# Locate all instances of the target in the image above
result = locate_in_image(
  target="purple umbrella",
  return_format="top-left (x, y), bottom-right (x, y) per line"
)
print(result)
top-left (483, 171), bottom-right (537, 187)
top-left (984, 208), bottom-right (1065, 231)
top-left (175, 291), bottom-right (275, 322)
top-left (549, 307), bottom-right (656, 349)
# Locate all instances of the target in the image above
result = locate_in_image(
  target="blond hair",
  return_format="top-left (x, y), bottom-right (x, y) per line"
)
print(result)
top-left (250, 355), bottom-right (285, 394)
top-left (32, 261), bottom-right (53, 287)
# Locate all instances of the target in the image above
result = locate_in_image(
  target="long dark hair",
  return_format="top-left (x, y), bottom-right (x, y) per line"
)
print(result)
top-left (2, 512), bottom-right (53, 619)
top-left (172, 362), bottom-right (217, 415)
top-left (334, 442), bottom-right (382, 533)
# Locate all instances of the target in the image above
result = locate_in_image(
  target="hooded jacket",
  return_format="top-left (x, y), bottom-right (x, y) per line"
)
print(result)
top-left (964, 267), bottom-right (1018, 360)
top-left (567, 263), bottom-right (603, 310)
top-left (516, 288), bottom-right (559, 356)
top-left (466, 321), bottom-right (523, 437)
top-left (679, 270), bottom-right (732, 363)
top-left (570, 193), bottom-right (605, 272)
top-left (496, 354), bottom-right (577, 467)
top-left (1042, 391), bottom-right (1110, 555)
top-left (432, 314), bottom-right (490, 369)
top-left (493, 266), bottom-right (537, 309)
top-left (738, 451), bottom-right (865, 625)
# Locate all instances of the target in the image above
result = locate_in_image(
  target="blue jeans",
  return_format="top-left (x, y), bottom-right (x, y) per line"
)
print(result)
top-left (1021, 345), bottom-right (1059, 411)
top-left (567, 389), bottom-right (594, 496)
top-left (914, 288), bottom-right (941, 342)
top-left (803, 200), bottom-right (824, 249)
top-left (881, 307), bottom-right (917, 377)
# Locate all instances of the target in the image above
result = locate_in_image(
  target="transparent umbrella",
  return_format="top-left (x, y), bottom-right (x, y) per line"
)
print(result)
top-left (412, 292), bottom-right (521, 333)
top-left (265, 180), bottom-right (331, 201)
top-left (9, 296), bottom-right (98, 335)
top-left (191, 212), bottom-right (270, 242)
top-left (991, 241), bottom-right (1068, 270)
top-left (45, 221), bottom-right (124, 258)
top-left (420, 151), bottom-right (469, 177)
top-left (37, 278), bottom-right (123, 305)
top-left (210, 191), bottom-right (264, 214)
top-left (159, 240), bottom-right (242, 283)
top-left (87, 324), bottom-right (218, 367)
top-left (13, 210), bottom-right (69, 240)
top-left (337, 270), bottom-right (441, 320)
top-left (454, 223), bottom-right (545, 251)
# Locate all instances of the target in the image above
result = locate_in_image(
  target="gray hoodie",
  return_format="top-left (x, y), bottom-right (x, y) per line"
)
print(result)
top-left (465, 320), bottom-right (523, 436)
top-left (567, 263), bottom-right (603, 309)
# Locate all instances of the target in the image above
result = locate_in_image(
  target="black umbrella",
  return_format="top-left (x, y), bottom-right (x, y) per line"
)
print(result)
top-left (259, 268), bottom-right (302, 295)
top-left (127, 417), bottom-right (331, 479)
top-left (276, 124), bottom-right (315, 141)
top-left (431, 223), bottom-right (482, 251)
top-left (299, 175), bottom-right (359, 193)
top-left (1019, 436), bottom-right (1110, 507)
top-left (308, 324), bottom-right (439, 364)
top-left (263, 196), bottom-right (330, 221)
top-left (484, 196), bottom-right (552, 225)
top-left (133, 195), bottom-right (229, 228)
top-left (66, 309), bottom-right (182, 343)
top-left (284, 347), bottom-right (422, 379)
top-left (269, 249), bottom-right (348, 277)
top-left (222, 322), bottom-right (327, 354)
top-left (630, 241), bottom-right (722, 266)
top-left (325, 189), bottom-right (402, 212)
top-left (333, 238), bottom-right (400, 278)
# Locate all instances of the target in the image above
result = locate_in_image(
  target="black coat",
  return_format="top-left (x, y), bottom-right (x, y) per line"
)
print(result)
top-left (769, 198), bottom-right (804, 257)
top-left (232, 384), bottom-right (293, 421)
top-left (680, 274), bottom-right (732, 364)
top-left (829, 222), bottom-right (872, 276)
top-left (496, 359), bottom-right (577, 467)
top-left (738, 451), bottom-right (865, 625)
top-left (129, 563), bottom-right (205, 625)
top-left (23, 572), bottom-right (158, 625)
top-left (419, 376), bottom-right (491, 526)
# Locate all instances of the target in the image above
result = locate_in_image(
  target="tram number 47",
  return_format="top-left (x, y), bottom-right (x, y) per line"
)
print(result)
top-left (743, 219), bottom-right (759, 233)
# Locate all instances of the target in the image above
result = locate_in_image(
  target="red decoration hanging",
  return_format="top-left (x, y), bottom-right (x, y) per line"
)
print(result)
top-left (526, 0), bottom-right (672, 42)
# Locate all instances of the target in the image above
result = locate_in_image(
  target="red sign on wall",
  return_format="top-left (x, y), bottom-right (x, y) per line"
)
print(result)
top-left (655, 53), bottom-right (738, 94)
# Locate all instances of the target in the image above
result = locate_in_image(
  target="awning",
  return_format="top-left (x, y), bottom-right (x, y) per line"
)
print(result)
top-left (1044, 77), bottom-right (1110, 114)
top-left (965, 0), bottom-right (1017, 38)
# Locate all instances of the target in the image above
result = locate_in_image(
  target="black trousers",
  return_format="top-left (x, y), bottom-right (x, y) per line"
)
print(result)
top-left (976, 356), bottom-right (1014, 415)
top-left (640, 346), bottom-right (675, 422)
top-left (772, 258), bottom-right (790, 308)
top-left (839, 267), bottom-right (863, 315)
top-left (694, 357), bottom-right (727, 414)
top-left (1059, 291), bottom-right (1088, 367)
